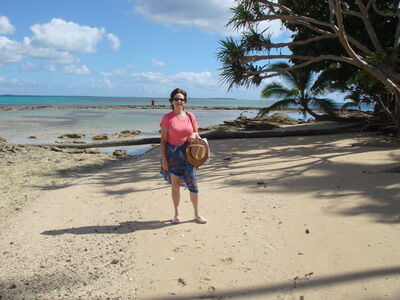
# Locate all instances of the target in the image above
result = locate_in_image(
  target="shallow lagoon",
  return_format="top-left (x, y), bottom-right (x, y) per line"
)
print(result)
top-left (0, 108), bottom-right (260, 154)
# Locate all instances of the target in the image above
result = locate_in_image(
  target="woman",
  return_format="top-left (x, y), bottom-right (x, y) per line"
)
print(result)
top-left (160, 88), bottom-right (207, 224)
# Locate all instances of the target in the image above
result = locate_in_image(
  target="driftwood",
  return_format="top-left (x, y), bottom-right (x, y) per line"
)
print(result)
top-left (22, 123), bottom-right (364, 149)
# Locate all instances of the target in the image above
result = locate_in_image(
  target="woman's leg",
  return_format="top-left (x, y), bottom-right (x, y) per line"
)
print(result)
top-left (189, 192), bottom-right (199, 218)
top-left (190, 192), bottom-right (207, 223)
top-left (170, 174), bottom-right (181, 218)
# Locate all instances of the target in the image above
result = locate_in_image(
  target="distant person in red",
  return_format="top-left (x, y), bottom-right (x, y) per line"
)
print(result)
top-left (151, 99), bottom-right (155, 106)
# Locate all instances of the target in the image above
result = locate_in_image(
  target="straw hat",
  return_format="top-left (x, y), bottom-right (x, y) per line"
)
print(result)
top-left (186, 138), bottom-right (209, 167)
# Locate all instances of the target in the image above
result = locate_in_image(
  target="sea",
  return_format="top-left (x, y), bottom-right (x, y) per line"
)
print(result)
top-left (0, 95), bottom-right (368, 155)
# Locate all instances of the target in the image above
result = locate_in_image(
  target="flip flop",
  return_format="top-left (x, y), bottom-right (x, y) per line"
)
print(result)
top-left (171, 217), bottom-right (180, 224)
top-left (194, 216), bottom-right (207, 224)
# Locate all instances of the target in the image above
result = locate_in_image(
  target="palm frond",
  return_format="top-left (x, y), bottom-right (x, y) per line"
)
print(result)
top-left (311, 67), bottom-right (342, 96)
top-left (290, 68), bottom-right (314, 94)
top-left (217, 37), bottom-right (248, 89)
top-left (267, 62), bottom-right (298, 87)
top-left (219, 63), bottom-right (247, 90)
top-left (341, 101), bottom-right (359, 109)
top-left (310, 98), bottom-right (338, 116)
top-left (241, 29), bottom-right (271, 52)
top-left (258, 98), bottom-right (298, 116)
top-left (227, 2), bottom-right (255, 30)
top-left (261, 82), bottom-right (298, 99)
top-left (217, 37), bottom-right (245, 64)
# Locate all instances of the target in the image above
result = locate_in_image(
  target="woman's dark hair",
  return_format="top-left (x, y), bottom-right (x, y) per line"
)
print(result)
top-left (169, 88), bottom-right (187, 110)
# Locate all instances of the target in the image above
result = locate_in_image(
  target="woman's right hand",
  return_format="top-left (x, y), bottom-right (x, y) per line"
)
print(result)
top-left (162, 159), bottom-right (169, 171)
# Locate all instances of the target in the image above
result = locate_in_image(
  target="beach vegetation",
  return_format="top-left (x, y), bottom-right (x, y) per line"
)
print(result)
top-left (218, 0), bottom-right (400, 136)
top-left (258, 62), bottom-right (337, 120)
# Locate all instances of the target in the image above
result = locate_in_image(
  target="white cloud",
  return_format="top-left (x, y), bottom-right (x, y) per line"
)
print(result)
top-left (63, 64), bottom-right (90, 75)
top-left (151, 58), bottom-right (165, 67)
top-left (125, 70), bottom-right (220, 92)
top-left (106, 33), bottom-right (120, 50)
top-left (20, 62), bottom-right (37, 71)
top-left (98, 69), bottom-right (219, 92)
top-left (22, 40), bottom-right (78, 64)
top-left (28, 18), bottom-right (106, 53)
top-left (0, 36), bottom-right (24, 64)
top-left (133, 0), bottom-right (287, 38)
top-left (0, 18), bottom-right (120, 66)
top-left (134, 0), bottom-right (232, 34)
top-left (45, 64), bottom-right (57, 72)
top-left (0, 76), bottom-right (37, 89)
top-left (100, 65), bottom-right (137, 78)
top-left (95, 68), bottom-right (263, 98)
top-left (0, 16), bottom-right (16, 34)
top-left (0, 30), bottom-right (77, 66)
top-left (99, 77), bottom-right (114, 88)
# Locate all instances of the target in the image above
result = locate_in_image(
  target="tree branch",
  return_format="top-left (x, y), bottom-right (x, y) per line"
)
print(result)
top-left (239, 49), bottom-right (400, 93)
top-left (242, 54), bottom-right (355, 66)
top-left (251, 4), bottom-right (373, 55)
top-left (342, 10), bottom-right (363, 19)
top-left (366, 0), bottom-right (374, 11)
top-left (226, 1), bottom-right (400, 93)
top-left (330, 1), bottom-right (364, 64)
top-left (261, 33), bottom-right (339, 49)
top-left (355, 0), bottom-right (384, 53)
top-left (393, 1), bottom-right (400, 59)
top-left (377, 94), bottom-right (400, 130)
top-left (257, 0), bottom-right (294, 15)
top-left (255, 58), bottom-right (351, 80)
top-left (372, 0), bottom-right (400, 17)
top-left (328, 0), bottom-right (400, 91)
top-left (259, 14), bottom-right (333, 32)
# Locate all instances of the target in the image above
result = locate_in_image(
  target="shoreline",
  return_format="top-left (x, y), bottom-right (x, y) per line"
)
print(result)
top-left (0, 104), bottom-right (372, 113)
top-left (0, 104), bottom-right (263, 111)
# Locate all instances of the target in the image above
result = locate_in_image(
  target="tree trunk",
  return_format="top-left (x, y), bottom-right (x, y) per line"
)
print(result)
top-left (303, 105), bottom-right (325, 120)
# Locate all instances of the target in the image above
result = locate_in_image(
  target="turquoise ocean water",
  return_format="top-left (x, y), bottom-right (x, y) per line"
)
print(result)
top-left (0, 95), bottom-right (269, 108)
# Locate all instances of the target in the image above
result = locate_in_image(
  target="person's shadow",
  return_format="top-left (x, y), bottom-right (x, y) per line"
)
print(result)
top-left (41, 219), bottom-right (193, 235)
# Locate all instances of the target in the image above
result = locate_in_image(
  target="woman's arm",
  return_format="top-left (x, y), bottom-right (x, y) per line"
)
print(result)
top-left (160, 126), bottom-right (169, 170)
top-left (188, 112), bottom-right (200, 140)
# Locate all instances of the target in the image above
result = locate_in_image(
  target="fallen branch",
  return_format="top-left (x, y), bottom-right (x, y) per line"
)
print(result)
top-left (22, 123), bottom-right (364, 149)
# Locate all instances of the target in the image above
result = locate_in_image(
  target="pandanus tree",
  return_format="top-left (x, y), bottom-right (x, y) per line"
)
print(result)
top-left (259, 62), bottom-right (337, 119)
top-left (217, 0), bottom-right (400, 135)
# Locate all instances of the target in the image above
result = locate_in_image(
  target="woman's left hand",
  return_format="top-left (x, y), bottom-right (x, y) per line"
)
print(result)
top-left (188, 132), bottom-right (200, 142)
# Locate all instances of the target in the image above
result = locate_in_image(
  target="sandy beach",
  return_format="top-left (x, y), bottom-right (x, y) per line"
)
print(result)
top-left (0, 131), bottom-right (399, 299)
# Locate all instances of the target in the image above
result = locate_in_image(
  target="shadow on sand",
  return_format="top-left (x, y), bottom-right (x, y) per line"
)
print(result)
top-left (40, 219), bottom-right (198, 235)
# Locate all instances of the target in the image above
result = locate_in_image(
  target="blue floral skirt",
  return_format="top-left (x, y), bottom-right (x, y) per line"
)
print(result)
top-left (160, 142), bottom-right (199, 194)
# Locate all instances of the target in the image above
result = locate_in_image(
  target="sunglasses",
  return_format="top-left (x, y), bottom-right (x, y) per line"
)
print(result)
top-left (172, 97), bottom-right (186, 102)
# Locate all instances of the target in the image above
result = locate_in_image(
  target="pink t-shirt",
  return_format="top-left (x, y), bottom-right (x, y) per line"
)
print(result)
top-left (160, 111), bottom-right (199, 146)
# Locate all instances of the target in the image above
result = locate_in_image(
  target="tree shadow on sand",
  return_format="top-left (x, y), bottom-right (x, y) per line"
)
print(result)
top-left (1, 265), bottom-right (399, 299)
top-left (199, 133), bottom-right (400, 224)
top-left (42, 149), bottom-right (165, 195)
top-left (36, 132), bottom-right (399, 223)
top-left (143, 266), bottom-right (400, 300)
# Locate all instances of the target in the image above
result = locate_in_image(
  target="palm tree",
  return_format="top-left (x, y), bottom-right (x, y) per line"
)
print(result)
top-left (259, 62), bottom-right (338, 120)
top-left (342, 93), bottom-right (362, 110)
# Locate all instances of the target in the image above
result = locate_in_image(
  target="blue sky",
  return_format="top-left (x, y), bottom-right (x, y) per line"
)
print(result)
top-left (0, 0), bottom-right (290, 99)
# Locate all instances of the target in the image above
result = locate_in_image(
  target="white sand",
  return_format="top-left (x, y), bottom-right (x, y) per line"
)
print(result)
top-left (0, 132), bottom-right (399, 299)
